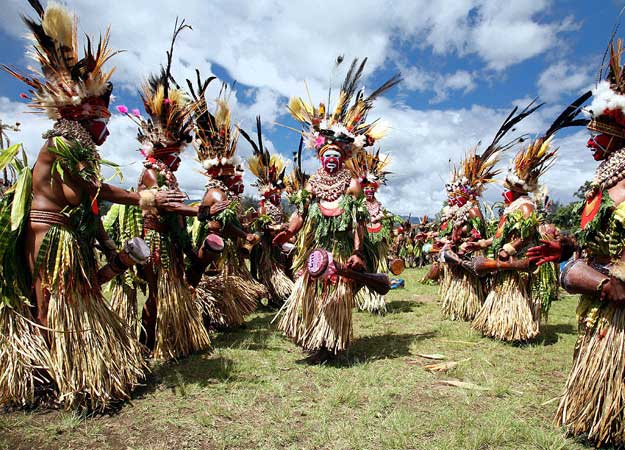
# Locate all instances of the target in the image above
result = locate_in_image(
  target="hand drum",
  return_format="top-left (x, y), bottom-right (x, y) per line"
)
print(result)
top-left (307, 248), bottom-right (331, 278)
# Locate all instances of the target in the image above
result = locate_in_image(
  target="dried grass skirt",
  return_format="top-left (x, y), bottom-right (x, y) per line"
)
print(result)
top-left (555, 297), bottom-right (625, 447)
top-left (472, 271), bottom-right (540, 342)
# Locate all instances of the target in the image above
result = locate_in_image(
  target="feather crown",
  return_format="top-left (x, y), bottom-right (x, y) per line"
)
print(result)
top-left (288, 57), bottom-right (401, 158)
top-left (240, 116), bottom-right (287, 196)
top-left (2, 0), bottom-right (119, 120)
top-left (446, 100), bottom-right (543, 201)
top-left (505, 93), bottom-right (590, 193)
top-left (186, 71), bottom-right (242, 178)
top-left (118, 18), bottom-right (196, 158)
top-left (587, 36), bottom-right (625, 138)
top-left (345, 147), bottom-right (391, 187)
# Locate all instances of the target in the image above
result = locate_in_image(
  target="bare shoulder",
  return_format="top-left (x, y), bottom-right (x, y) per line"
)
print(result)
top-left (347, 177), bottom-right (362, 197)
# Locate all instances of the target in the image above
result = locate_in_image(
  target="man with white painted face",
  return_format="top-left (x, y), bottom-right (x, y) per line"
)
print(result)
top-left (273, 58), bottom-right (401, 364)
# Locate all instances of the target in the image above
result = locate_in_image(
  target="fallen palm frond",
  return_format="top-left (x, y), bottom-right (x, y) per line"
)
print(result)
top-left (424, 358), bottom-right (471, 373)
top-left (415, 353), bottom-right (446, 360)
top-left (434, 379), bottom-right (489, 391)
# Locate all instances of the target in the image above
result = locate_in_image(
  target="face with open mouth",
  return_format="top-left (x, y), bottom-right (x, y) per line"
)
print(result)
top-left (363, 185), bottom-right (377, 200)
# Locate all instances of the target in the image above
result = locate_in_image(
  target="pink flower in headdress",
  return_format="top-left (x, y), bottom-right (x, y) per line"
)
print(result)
top-left (116, 105), bottom-right (129, 114)
top-left (163, 98), bottom-right (171, 105)
top-left (313, 134), bottom-right (325, 149)
top-left (132, 109), bottom-right (141, 117)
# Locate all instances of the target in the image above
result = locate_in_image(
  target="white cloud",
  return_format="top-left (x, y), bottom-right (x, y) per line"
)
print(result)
top-left (538, 61), bottom-right (592, 102)
top-left (0, 0), bottom-right (594, 216)
top-left (403, 67), bottom-right (476, 103)
top-left (1, 0), bottom-right (571, 97)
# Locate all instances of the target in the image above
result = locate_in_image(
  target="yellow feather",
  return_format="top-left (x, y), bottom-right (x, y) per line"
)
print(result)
top-left (215, 99), bottom-right (230, 129)
top-left (367, 121), bottom-right (390, 140)
top-left (43, 2), bottom-right (75, 50)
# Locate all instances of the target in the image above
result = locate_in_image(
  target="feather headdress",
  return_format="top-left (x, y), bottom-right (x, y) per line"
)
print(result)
top-left (240, 116), bottom-right (287, 196)
top-left (587, 36), bottom-right (625, 138)
top-left (186, 71), bottom-right (242, 177)
top-left (505, 92), bottom-right (590, 193)
top-left (448, 100), bottom-right (544, 201)
top-left (345, 147), bottom-right (391, 187)
top-left (118, 18), bottom-right (196, 157)
top-left (2, 0), bottom-right (118, 120)
top-left (288, 57), bottom-right (401, 158)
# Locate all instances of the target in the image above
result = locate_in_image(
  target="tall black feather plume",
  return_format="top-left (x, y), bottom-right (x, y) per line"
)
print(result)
top-left (544, 90), bottom-right (592, 138)
top-left (484, 99), bottom-right (543, 159)
top-left (27, 0), bottom-right (44, 18)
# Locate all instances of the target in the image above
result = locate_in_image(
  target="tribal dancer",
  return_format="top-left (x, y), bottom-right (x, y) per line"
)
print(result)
top-left (472, 96), bottom-right (587, 342)
top-left (0, 2), bottom-right (185, 410)
top-left (348, 149), bottom-right (396, 314)
top-left (528, 41), bottom-right (625, 447)
top-left (439, 141), bottom-right (501, 321)
top-left (273, 58), bottom-right (400, 363)
top-left (240, 118), bottom-right (294, 306)
top-left (187, 76), bottom-right (266, 329)
top-left (118, 20), bottom-right (211, 359)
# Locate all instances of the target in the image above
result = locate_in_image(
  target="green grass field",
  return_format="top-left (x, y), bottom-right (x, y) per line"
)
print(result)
top-left (0, 268), bottom-right (590, 450)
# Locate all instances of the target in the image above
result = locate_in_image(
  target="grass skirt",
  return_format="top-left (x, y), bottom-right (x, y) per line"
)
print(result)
top-left (196, 272), bottom-right (259, 329)
top-left (357, 288), bottom-right (386, 315)
top-left (256, 243), bottom-right (293, 306)
top-left (555, 297), bottom-right (625, 447)
top-left (109, 283), bottom-right (139, 338)
top-left (438, 265), bottom-right (452, 303)
top-left (441, 264), bottom-right (484, 321)
top-left (0, 302), bottom-right (54, 407)
top-left (40, 226), bottom-right (146, 411)
top-left (277, 271), bottom-right (356, 354)
top-left (145, 230), bottom-right (211, 360)
top-left (472, 271), bottom-right (540, 342)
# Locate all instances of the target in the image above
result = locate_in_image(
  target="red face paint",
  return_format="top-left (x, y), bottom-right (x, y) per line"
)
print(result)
top-left (502, 190), bottom-right (517, 205)
top-left (86, 117), bottom-right (110, 146)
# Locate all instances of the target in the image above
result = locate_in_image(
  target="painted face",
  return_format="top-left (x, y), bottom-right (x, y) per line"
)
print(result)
top-left (587, 132), bottom-right (613, 161)
top-left (85, 117), bottom-right (110, 146)
top-left (225, 173), bottom-right (245, 195)
top-left (267, 192), bottom-right (281, 206)
top-left (320, 148), bottom-right (343, 174)
top-left (455, 196), bottom-right (467, 207)
top-left (161, 154), bottom-right (181, 171)
top-left (363, 185), bottom-right (377, 200)
top-left (502, 190), bottom-right (518, 205)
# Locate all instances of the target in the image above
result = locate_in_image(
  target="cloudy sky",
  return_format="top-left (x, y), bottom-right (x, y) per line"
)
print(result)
top-left (0, 0), bottom-right (623, 215)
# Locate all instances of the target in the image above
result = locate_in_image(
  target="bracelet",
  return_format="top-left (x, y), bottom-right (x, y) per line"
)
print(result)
top-left (502, 243), bottom-right (517, 255)
top-left (139, 189), bottom-right (158, 215)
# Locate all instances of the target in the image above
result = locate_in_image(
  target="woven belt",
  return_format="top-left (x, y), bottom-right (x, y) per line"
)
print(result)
top-left (143, 216), bottom-right (168, 233)
top-left (29, 210), bottom-right (71, 227)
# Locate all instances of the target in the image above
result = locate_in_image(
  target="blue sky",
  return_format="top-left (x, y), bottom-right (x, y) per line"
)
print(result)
top-left (1, 0), bottom-right (624, 215)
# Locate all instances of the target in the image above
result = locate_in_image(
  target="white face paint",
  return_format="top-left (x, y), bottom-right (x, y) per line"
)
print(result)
top-left (321, 148), bottom-right (342, 173)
